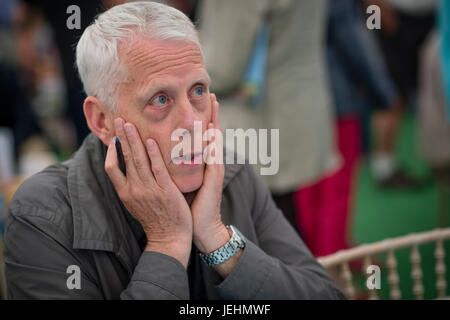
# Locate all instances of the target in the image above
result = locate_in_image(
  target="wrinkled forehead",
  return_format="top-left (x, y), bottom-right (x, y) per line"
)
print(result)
top-left (118, 36), bottom-right (205, 82)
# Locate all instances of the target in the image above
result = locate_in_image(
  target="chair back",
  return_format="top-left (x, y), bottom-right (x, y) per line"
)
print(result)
top-left (318, 228), bottom-right (450, 299)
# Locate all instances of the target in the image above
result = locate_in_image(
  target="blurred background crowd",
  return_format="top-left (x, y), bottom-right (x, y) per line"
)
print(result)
top-left (0, 0), bottom-right (449, 299)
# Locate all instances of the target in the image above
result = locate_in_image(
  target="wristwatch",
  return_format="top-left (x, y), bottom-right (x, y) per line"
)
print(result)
top-left (198, 225), bottom-right (246, 267)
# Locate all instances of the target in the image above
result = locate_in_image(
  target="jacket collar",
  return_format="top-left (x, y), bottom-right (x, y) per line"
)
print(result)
top-left (66, 133), bottom-right (243, 256)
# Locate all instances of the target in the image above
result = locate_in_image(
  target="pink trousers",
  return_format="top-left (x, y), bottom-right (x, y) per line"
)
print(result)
top-left (294, 117), bottom-right (362, 257)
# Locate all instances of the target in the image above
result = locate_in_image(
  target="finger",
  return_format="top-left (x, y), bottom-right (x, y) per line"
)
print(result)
top-left (114, 117), bottom-right (138, 180)
top-left (208, 97), bottom-right (224, 161)
top-left (210, 94), bottom-right (222, 132)
top-left (105, 136), bottom-right (127, 189)
top-left (146, 139), bottom-right (172, 188)
top-left (123, 122), bottom-right (155, 184)
top-left (209, 93), bottom-right (216, 124)
top-left (205, 122), bottom-right (224, 166)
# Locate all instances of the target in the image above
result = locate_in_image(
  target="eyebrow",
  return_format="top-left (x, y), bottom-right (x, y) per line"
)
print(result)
top-left (136, 73), bottom-right (211, 104)
top-left (191, 74), bottom-right (211, 87)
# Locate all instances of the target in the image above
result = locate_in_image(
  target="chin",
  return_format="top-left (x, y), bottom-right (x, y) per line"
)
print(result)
top-left (172, 168), bottom-right (204, 193)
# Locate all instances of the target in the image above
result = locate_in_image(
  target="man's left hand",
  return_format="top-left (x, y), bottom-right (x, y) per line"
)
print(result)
top-left (191, 94), bottom-right (230, 255)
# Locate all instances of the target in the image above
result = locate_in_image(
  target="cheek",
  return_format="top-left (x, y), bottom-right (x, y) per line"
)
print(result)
top-left (149, 127), bottom-right (175, 164)
top-left (191, 94), bottom-right (211, 117)
top-left (104, 114), bottom-right (116, 134)
top-left (196, 105), bottom-right (211, 132)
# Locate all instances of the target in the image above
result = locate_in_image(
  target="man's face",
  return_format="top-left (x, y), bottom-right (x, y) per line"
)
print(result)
top-left (112, 37), bottom-right (212, 193)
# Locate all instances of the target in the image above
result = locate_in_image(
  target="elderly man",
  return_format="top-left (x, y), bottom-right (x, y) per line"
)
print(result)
top-left (3, 2), bottom-right (344, 300)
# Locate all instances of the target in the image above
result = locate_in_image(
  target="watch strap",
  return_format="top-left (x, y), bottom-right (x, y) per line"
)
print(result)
top-left (198, 225), bottom-right (246, 267)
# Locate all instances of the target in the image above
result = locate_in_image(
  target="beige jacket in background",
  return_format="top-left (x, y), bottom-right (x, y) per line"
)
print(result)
top-left (199, 0), bottom-right (340, 193)
top-left (418, 31), bottom-right (450, 166)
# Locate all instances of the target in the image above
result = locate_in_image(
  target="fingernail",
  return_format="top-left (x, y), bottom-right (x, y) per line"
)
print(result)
top-left (114, 118), bottom-right (123, 130)
top-left (124, 123), bottom-right (133, 134)
top-left (147, 140), bottom-right (154, 148)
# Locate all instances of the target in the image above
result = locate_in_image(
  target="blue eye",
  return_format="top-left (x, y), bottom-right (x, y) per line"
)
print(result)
top-left (151, 94), bottom-right (168, 107)
top-left (193, 86), bottom-right (203, 97)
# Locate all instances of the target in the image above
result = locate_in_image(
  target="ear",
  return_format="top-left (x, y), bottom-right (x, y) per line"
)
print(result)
top-left (83, 96), bottom-right (114, 145)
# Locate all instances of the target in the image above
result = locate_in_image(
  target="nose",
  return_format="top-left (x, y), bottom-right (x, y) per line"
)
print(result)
top-left (176, 96), bottom-right (202, 135)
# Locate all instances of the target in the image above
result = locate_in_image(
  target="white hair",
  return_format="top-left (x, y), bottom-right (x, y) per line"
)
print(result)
top-left (76, 1), bottom-right (201, 112)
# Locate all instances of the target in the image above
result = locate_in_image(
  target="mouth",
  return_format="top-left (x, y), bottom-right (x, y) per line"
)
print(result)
top-left (173, 152), bottom-right (203, 166)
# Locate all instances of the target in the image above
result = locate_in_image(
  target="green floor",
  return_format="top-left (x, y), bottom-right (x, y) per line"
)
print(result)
top-left (352, 113), bottom-right (450, 299)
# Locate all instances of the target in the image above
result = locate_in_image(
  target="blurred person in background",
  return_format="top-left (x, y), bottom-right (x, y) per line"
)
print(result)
top-left (0, 0), bottom-right (18, 63)
top-left (198, 0), bottom-right (341, 236)
top-left (363, 0), bottom-right (437, 187)
top-left (441, 0), bottom-right (450, 122)
top-left (417, 0), bottom-right (450, 227)
top-left (294, 0), bottom-right (405, 261)
top-left (16, 0), bottom-right (128, 148)
top-left (295, 0), bottom-right (400, 258)
top-left (0, 0), bottom-right (39, 156)
top-left (13, 1), bottom-right (74, 158)
top-left (369, 0), bottom-right (437, 104)
top-left (0, 63), bottom-right (40, 165)
top-left (0, 0), bottom-right (135, 189)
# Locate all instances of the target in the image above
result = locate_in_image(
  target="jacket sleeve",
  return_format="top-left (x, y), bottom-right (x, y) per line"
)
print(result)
top-left (215, 165), bottom-right (346, 299)
top-left (120, 252), bottom-right (189, 300)
top-left (4, 207), bottom-right (189, 300)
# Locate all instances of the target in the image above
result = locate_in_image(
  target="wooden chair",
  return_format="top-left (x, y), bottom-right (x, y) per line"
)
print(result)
top-left (318, 228), bottom-right (450, 300)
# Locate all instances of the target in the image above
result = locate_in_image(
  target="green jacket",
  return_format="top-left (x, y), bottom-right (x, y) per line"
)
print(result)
top-left (4, 133), bottom-right (345, 300)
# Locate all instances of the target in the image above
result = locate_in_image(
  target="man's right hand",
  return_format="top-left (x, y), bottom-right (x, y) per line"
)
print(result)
top-left (105, 118), bottom-right (193, 268)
